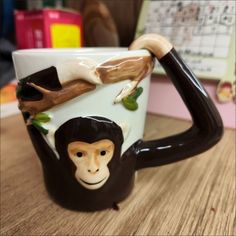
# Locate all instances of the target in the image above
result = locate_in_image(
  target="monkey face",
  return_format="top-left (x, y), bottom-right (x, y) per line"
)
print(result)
top-left (67, 139), bottom-right (114, 190)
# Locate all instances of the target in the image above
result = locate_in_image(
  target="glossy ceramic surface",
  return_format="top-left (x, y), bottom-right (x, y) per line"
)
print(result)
top-left (13, 34), bottom-right (223, 211)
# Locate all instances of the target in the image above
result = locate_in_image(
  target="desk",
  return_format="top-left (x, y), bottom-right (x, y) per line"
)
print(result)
top-left (1, 114), bottom-right (235, 235)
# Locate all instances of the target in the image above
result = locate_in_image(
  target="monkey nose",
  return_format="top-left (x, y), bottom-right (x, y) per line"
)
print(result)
top-left (88, 168), bottom-right (99, 174)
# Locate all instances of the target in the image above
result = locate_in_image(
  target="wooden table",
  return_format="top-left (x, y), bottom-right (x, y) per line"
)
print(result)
top-left (1, 114), bottom-right (235, 235)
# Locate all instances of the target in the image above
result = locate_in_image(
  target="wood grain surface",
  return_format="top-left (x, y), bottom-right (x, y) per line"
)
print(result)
top-left (1, 114), bottom-right (235, 235)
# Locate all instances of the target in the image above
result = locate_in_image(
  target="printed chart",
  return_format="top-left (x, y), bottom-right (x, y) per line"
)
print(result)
top-left (136, 0), bottom-right (235, 81)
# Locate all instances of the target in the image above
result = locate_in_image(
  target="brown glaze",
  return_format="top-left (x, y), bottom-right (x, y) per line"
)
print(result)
top-left (17, 66), bottom-right (62, 101)
top-left (25, 115), bottom-right (136, 211)
top-left (17, 34), bottom-right (223, 212)
top-left (17, 55), bottom-right (153, 115)
top-left (19, 79), bottom-right (96, 115)
top-left (96, 56), bottom-right (153, 83)
top-left (127, 34), bottom-right (223, 169)
top-left (134, 48), bottom-right (223, 169)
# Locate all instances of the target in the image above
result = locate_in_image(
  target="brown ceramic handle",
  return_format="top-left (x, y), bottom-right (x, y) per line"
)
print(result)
top-left (129, 34), bottom-right (223, 170)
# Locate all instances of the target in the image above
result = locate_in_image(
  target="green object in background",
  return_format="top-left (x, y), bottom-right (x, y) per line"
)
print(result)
top-left (31, 112), bottom-right (51, 135)
top-left (122, 87), bottom-right (143, 111)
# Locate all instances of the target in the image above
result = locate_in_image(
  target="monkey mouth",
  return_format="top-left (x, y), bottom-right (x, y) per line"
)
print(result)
top-left (79, 177), bottom-right (107, 185)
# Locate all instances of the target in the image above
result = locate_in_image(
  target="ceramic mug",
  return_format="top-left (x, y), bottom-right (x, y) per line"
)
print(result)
top-left (13, 34), bottom-right (223, 211)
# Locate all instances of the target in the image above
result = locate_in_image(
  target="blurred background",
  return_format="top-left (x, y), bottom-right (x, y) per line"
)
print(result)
top-left (0, 0), bottom-right (143, 85)
top-left (0, 0), bottom-right (235, 128)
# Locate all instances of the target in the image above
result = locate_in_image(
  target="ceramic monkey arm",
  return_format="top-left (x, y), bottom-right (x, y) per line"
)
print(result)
top-left (129, 34), bottom-right (223, 169)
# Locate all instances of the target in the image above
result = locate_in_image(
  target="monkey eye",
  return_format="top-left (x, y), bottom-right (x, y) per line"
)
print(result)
top-left (76, 152), bottom-right (83, 158)
top-left (100, 150), bottom-right (106, 156)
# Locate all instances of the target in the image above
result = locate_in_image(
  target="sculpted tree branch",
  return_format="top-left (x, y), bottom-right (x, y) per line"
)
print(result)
top-left (18, 80), bottom-right (96, 115)
top-left (17, 55), bottom-right (153, 116)
top-left (96, 56), bottom-right (154, 103)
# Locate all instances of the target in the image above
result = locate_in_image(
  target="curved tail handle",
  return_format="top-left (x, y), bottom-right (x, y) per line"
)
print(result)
top-left (129, 34), bottom-right (223, 170)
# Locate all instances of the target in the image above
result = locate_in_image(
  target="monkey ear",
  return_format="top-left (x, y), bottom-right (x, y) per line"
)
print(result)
top-left (117, 122), bottom-right (130, 141)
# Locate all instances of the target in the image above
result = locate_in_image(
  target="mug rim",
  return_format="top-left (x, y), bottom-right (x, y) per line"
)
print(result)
top-left (12, 48), bottom-right (150, 56)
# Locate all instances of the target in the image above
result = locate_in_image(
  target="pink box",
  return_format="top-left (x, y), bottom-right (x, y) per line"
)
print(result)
top-left (148, 76), bottom-right (236, 129)
top-left (15, 8), bottom-right (83, 49)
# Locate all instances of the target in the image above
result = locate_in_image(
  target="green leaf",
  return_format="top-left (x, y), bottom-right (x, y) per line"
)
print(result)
top-left (122, 97), bottom-right (138, 111)
top-left (130, 87), bottom-right (143, 100)
top-left (121, 87), bottom-right (143, 111)
top-left (31, 120), bottom-right (49, 135)
top-left (34, 113), bottom-right (51, 123)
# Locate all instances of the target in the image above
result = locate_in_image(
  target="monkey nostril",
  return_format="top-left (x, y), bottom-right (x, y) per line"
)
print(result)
top-left (88, 169), bottom-right (99, 173)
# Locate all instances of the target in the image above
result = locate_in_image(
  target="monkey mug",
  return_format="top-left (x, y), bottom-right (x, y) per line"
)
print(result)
top-left (13, 34), bottom-right (223, 212)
